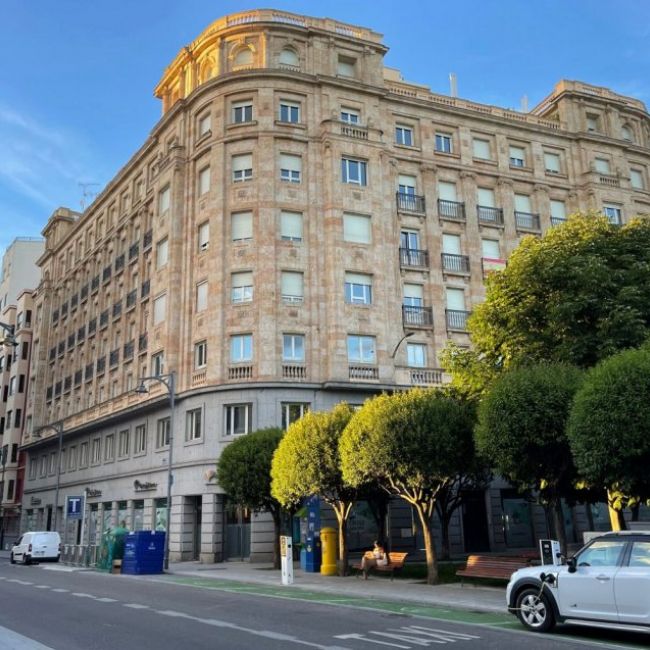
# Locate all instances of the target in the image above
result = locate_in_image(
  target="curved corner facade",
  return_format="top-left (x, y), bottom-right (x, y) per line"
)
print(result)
top-left (17, 9), bottom-right (650, 560)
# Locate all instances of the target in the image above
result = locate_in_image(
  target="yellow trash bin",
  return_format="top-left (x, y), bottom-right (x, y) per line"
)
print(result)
top-left (320, 527), bottom-right (338, 576)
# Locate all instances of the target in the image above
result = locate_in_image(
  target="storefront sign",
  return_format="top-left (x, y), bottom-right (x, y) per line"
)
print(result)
top-left (134, 479), bottom-right (157, 492)
top-left (85, 488), bottom-right (102, 499)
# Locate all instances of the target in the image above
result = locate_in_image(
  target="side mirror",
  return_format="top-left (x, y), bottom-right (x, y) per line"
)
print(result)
top-left (566, 556), bottom-right (577, 573)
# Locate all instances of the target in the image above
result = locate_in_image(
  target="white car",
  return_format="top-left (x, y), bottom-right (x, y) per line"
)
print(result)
top-left (10, 531), bottom-right (62, 565)
top-left (507, 531), bottom-right (650, 634)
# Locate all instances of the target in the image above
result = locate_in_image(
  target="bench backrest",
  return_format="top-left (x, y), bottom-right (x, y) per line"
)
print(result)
top-left (387, 552), bottom-right (408, 565)
top-left (465, 554), bottom-right (529, 568)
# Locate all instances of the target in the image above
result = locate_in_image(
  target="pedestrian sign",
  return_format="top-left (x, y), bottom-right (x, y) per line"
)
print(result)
top-left (66, 496), bottom-right (84, 520)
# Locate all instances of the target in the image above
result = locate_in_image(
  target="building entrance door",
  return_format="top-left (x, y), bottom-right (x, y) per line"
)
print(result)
top-left (224, 502), bottom-right (250, 560)
top-left (462, 490), bottom-right (490, 552)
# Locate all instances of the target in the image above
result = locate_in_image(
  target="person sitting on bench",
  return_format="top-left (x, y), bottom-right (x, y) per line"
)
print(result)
top-left (361, 541), bottom-right (388, 578)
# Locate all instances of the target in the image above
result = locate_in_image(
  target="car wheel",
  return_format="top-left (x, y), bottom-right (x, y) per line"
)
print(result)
top-left (22, 554), bottom-right (31, 566)
top-left (516, 587), bottom-right (556, 632)
top-left (10, 553), bottom-right (15, 565)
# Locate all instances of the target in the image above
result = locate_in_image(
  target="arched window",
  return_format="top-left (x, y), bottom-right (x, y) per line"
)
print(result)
top-left (279, 48), bottom-right (299, 68)
top-left (621, 124), bottom-right (634, 142)
top-left (234, 47), bottom-right (253, 67)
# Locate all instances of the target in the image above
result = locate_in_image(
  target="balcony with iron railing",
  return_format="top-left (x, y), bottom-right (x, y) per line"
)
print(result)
top-left (438, 199), bottom-right (466, 222)
top-left (112, 301), bottom-right (122, 319)
top-left (129, 242), bottom-right (139, 261)
top-left (515, 211), bottom-right (541, 232)
top-left (123, 340), bottom-right (134, 361)
top-left (102, 265), bottom-right (112, 283)
top-left (96, 356), bottom-right (106, 375)
top-left (143, 229), bottom-right (153, 249)
top-left (99, 310), bottom-right (109, 328)
top-left (138, 333), bottom-right (148, 352)
top-left (396, 192), bottom-right (426, 215)
top-left (551, 216), bottom-right (567, 226)
top-left (91, 275), bottom-right (100, 292)
top-left (446, 309), bottom-right (471, 332)
top-left (141, 280), bottom-right (150, 299)
top-left (115, 253), bottom-right (125, 273)
top-left (441, 253), bottom-right (470, 274)
top-left (477, 205), bottom-right (504, 226)
top-left (85, 362), bottom-right (94, 381)
top-left (402, 305), bottom-right (434, 328)
top-left (399, 247), bottom-right (429, 269)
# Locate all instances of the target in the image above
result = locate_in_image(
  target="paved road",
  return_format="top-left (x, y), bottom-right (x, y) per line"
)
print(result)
top-left (0, 561), bottom-right (645, 650)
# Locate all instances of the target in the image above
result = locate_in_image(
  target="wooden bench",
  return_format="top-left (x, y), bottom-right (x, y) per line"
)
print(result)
top-left (456, 554), bottom-right (532, 584)
top-left (352, 551), bottom-right (408, 581)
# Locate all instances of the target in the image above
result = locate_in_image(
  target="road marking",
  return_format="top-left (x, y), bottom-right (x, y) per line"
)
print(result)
top-left (35, 585), bottom-right (51, 589)
top-left (7, 579), bottom-right (33, 586)
top-left (154, 609), bottom-right (349, 649)
top-left (96, 597), bottom-right (118, 603)
top-left (72, 592), bottom-right (96, 599)
top-left (124, 603), bottom-right (150, 609)
top-left (336, 625), bottom-right (481, 648)
top-left (51, 588), bottom-right (69, 593)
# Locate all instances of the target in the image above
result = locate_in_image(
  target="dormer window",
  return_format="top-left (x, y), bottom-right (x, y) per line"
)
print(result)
top-left (337, 55), bottom-right (356, 77)
top-left (279, 48), bottom-right (299, 68)
top-left (233, 47), bottom-right (253, 68)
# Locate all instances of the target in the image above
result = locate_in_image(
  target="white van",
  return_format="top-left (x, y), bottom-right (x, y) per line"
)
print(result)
top-left (10, 532), bottom-right (61, 564)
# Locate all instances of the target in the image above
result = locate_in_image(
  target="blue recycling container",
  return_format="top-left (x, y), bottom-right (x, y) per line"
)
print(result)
top-left (121, 530), bottom-right (166, 574)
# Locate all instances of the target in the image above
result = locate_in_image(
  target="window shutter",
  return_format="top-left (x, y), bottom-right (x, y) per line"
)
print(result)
top-left (403, 283), bottom-right (423, 300)
top-left (199, 167), bottom-right (210, 195)
top-left (232, 212), bottom-right (253, 240)
top-left (509, 146), bottom-right (525, 160)
top-left (232, 271), bottom-right (252, 288)
top-left (232, 154), bottom-right (252, 171)
top-left (438, 182), bottom-right (457, 201)
top-left (196, 282), bottom-right (208, 311)
top-left (442, 234), bottom-right (461, 254)
top-left (481, 239), bottom-right (500, 258)
top-left (446, 288), bottom-right (465, 311)
top-left (279, 154), bottom-right (301, 172)
top-left (514, 194), bottom-right (532, 213)
top-left (199, 222), bottom-right (209, 248)
top-left (281, 272), bottom-right (303, 297)
top-left (472, 139), bottom-right (490, 159)
top-left (550, 200), bottom-right (566, 220)
top-left (343, 213), bottom-right (371, 243)
top-left (398, 174), bottom-right (416, 189)
top-left (477, 188), bottom-right (495, 207)
top-left (594, 158), bottom-right (610, 174)
top-left (280, 211), bottom-right (303, 239)
top-left (345, 272), bottom-right (371, 285)
top-left (544, 153), bottom-right (560, 172)
top-left (631, 170), bottom-right (644, 189)
top-left (153, 294), bottom-right (167, 324)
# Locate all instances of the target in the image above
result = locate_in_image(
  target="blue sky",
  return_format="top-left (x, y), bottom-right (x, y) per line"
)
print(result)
top-left (1, 0), bottom-right (649, 255)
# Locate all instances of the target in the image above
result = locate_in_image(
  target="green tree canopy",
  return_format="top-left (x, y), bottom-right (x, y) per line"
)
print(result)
top-left (340, 389), bottom-right (475, 584)
top-left (271, 403), bottom-right (356, 575)
top-left (567, 348), bottom-right (650, 529)
top-left (216, 427), bottom-right (285, 568)
top-left (475, 363), bottom-right (583, 551)
top-left (443, 215), bottom-right (650, 392)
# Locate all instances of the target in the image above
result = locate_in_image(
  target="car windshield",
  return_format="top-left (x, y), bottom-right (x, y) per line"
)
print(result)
top-left (576, 539), bottom-right (626, 567)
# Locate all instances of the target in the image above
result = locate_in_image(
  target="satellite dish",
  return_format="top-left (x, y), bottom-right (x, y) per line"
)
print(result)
top-left (203, 469), bottom-right (217, 482)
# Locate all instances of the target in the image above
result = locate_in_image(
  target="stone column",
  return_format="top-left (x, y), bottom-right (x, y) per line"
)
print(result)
top-left (200, 492), bottom-right (222, 563)
top-left (169, 495), bottom-right (183, 562)
top-left (143, 498), bottom-right (155, 530)
top-left (126, 499), bottom-right (134, 531)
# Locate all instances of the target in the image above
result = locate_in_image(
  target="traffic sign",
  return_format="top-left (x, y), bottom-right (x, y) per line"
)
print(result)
top-left (66, 495), bottom-right (84, 520)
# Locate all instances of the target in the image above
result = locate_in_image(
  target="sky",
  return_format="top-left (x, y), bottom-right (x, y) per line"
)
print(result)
top-left (1, 0), bottom-right (649, 256)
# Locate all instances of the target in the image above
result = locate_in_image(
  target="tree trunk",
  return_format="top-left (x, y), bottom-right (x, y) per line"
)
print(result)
top-left (551, 499), bottom-right (567, 557)
top-left (607, 490), bottom-right (627, 531)
top-left (335, 512), bottom-right (348, 577)
top-left (415, 503), bottom-right (438, 585)
top-left (439, 513), bottom-right (451, 561)
top-left (271, 510), bottom-right (282, 570)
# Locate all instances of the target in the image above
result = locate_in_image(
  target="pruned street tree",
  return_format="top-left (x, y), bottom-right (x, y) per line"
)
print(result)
top-left (271, 403), bottom-right (356, 576)
top-left (340, 389), bottom-right (476, 585)
top-left (475, 363), bottom-right (584, 553)
top-left (568, 348), bottom-right (650, 530)
top-left (442, 215), bottom-right (650, 393)
top-left (216, 427), bottom-right (285, 569)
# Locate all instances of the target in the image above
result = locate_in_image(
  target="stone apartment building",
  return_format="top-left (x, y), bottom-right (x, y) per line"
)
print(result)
top-left (0, 237), bottom-right (44, 547)
top-left (17, 9), bottom-right (650, 561)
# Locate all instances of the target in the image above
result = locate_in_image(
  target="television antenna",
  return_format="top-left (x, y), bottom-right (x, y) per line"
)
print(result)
top-left (79, 182), bottom-right (100, 210)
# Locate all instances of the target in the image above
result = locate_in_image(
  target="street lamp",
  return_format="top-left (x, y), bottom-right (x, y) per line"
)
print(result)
top-left (34, 420), bottom-right (65, 532)
top-left (135, 371), bottom-right (175, 570)
top-left (390, 331), bottom-right (415, 359)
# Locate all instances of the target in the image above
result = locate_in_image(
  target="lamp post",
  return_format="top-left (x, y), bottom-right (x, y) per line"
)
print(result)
top-left (390, 331), bottom-right (415, 359)
top-left (135, 371), bottom-right (175, 570)
top-left (34, 420), bottom-right (65, 532)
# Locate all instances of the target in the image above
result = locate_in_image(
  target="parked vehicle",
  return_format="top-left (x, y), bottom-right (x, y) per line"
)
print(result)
top-left (10, 532), bottom-right (62, 565)
top-left (507, 531), bottom-right (650, 635)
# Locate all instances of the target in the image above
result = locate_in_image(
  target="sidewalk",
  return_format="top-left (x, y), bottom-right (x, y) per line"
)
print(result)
top-left (165, 560), bottom-right (507, 614)
top-left (0, 549), bottom-right (506, 614)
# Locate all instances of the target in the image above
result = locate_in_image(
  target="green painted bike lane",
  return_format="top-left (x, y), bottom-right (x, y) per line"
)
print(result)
top-left (146, 574), bottom-right (649, 650)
